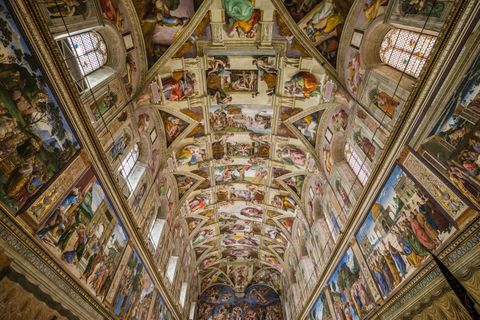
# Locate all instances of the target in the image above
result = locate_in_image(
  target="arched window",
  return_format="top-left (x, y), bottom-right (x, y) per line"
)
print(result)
top-left (380, 28), bottom-right (436, 78)
top-left (344, 143), bottom-right (370, 185)
top-left (68, 31), bottom-right (107, 76)
top-left (119, 143), bottom-right (139, 179)
top-left (179, 282), bottom-right (188, 308)
top-left (118, 143), bottom-right (146, 193)
top-left (149, 204), bottom-right (168, 251)
top-left (325, 203), bottom-right (341, 242)
top-left (189, 303), bottom-right (196, 320)
top-left (166, 256), bottom-right (179, 283)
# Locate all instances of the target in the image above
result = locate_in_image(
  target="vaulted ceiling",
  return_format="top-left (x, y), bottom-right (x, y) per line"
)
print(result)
top-left (133, 0), bottom-right (359, 296)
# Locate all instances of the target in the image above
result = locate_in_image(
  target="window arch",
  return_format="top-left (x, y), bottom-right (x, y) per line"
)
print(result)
top-left (118, 143), bottom-right (146, 193)
top-left (179, 282), bottom-right (188, 308)
top-left (119, 143), bottom-right (139, 179)
top-left (380, 28), bottom-right (436, 78)
top-left (148, 204), bottom-right (168, 251)
top-left (325, 203), bottom-right (341, 242)
top-left (68, 31), bottom-right (107, 76)
top-left (344, 143), bottom-right (370, 185)
top-left (166, 256), bottom-right (179, 283)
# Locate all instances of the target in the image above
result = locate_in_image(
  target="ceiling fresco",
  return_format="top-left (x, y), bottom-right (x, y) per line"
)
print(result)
top-left (134, 0), bottom-right (356, 298)
top-left (3, 0), bottom-right (478, 318)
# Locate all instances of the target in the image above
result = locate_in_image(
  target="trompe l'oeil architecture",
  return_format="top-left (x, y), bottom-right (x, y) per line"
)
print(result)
top-left (0, 0), bottom-right (479, 319)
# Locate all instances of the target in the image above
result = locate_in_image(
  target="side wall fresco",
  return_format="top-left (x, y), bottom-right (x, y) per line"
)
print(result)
top-left (0, 0), bottom-right (181, 318)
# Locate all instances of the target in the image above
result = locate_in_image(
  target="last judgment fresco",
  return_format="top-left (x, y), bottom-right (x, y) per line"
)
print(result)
top-left (197, 284), bottom-right (283, 320)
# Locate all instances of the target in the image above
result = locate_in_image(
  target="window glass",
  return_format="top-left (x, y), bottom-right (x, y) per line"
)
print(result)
top-left (149, 219), bottom-right (165, 250)
top-left (380, 28), bottom-right (436, 78)
top-left (179, 282), bottom-right (188, 307)
top-left (345, 143), bottom-right (370, 185)
top-left (166, 256), bottom-right (179, 283)
top-left (119, 144), bottom-right (139, 179)
top-left (68, 31), bottom-right (107, 75)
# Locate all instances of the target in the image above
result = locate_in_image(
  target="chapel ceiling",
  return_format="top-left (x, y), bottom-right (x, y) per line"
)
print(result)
top-left (134, 0), bottom-right (355, 295)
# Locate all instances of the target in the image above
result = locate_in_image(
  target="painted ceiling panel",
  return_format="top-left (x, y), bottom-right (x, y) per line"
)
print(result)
top-left (134, 0), bottom-right (355, 301)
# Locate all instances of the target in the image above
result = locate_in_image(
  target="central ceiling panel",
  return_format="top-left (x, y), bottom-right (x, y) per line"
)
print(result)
top-left (135, 0), bottom-right (353, 298)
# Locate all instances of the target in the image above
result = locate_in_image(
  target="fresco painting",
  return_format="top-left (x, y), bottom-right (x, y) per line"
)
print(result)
top-left (223, 247), bottom-right (258, 261)
top-left (217, 184), bottom-right (265, 203)
top-left (228, 264), bottom-right (250, 289)
top-left (215, 165), bottom-right (269, 185)
top-left (222, 233), bottom-right (260, 247)
top-left (223, 0), bottom-right (261, 38)
top-left (367, 87), bottom-right (400, 119)
top-left (387, 0), bottom-right (451, 32)
top-left (271, 194), bottom-right (297, 213)
top-left (150, 291), bottom-right (173, 320)
top-left (284, 0), bottom-right (322, 22)
top-left (310, 290), bottom-right (333, 320)
top-left (328, 247), bottom-right (375, 320)
top-left (218, 204), bottom-right (265, 223)
top-left (159, 111), bottom-right (190, 146)
top-left (186, 216), bottom-right (203, 233)
top-left (99, 0), bottom-right (143, 96)
top-left (36, 168), bottom-right (128, 303)
top-left (259, 251), bottom-right (282, 269)
top-left (298, 0), bottom-right (355, 67)
top-left (331, 108), bottom-right (349, 132)
top-left (271, 167), bottom-right (291, 189)
top-left (212, 133), bottom-right (271, 160)
top-left (91, 85), bottom-right (119, 120)
top-left (316, 36), bottom-right (339, 67)
top-left (132, 0), bottom-right (197, 68)
top-left (264, 225), bottom-right (289, 246)
top-left (284, 175), bottom-right (306, 198)
top-left (206, 55), bottom-right (276, 103)
top-left (276, 144), bottom-right (308, 168)
top-left (174, 174), bottom-right (197, 198)
top-left (278, 217), bottom-right (294, 233)
top-left (43, 0), bottom-right (90, 19)
top-left (401, 151), bottom-right (472, 220)
top-left (38, 0), bottom-right (97, 28)
top-left (421, 51), bottom-right (480, 208)
top-left (161, 71), bottom-right (197, 102)
top-left (355, 165), bottom-right (456, 298)
top-left (7, 0), bottom-right (475, 317)
top-left (278, 107), bottom-right (303, 138)
top-left (210, 105), bottom-right (273, 134)
top-left (346, 50), bottom-right (364, 95)
top-left (109, 131), bottom-right (131, 162)
top-left (292, 111), bottom-right (324, 146)
top-left (188, 193), bottom-right (210, 212)
top-left (0, 2), bottom-right (81, 214)
top-left (201, 270), bottom-right (232, 289)
top-left (251, 268), bottom-right (281, 291)
top-left (176, 144), bottom-right (206, 166)
top-left (193, 227), bottom-right (216, 246)
top-left (112, 250), bottom-right (152, 318)
top-left (362, 0), bottom-right (388, 23)
top-left (284, 72), bottom-right (321, 98)
top-left (219, 219), bottom-right (261, 234)
top-left (192, 167), bottom-right (211, 188)
top-left (353, 129), bottom-right (376, 162)
top-left (254, 56), bottom-right (278, 95)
